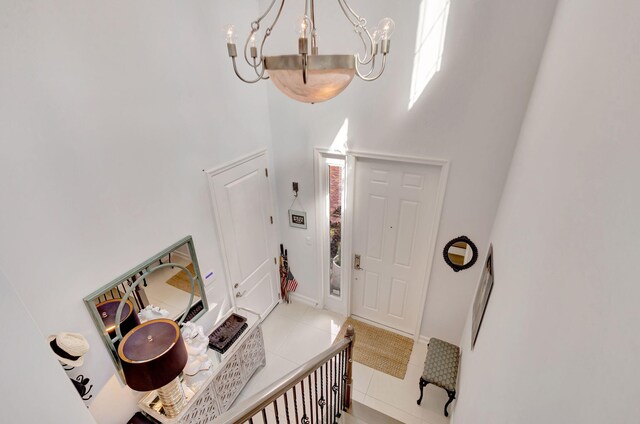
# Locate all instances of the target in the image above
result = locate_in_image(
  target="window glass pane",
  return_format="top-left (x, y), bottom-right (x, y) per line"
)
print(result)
top-left (328, 163), bottom-right (344, 298)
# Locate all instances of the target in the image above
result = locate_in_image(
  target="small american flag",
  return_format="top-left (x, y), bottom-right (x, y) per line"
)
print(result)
top-left (285, 269), bottom-right (298, 293)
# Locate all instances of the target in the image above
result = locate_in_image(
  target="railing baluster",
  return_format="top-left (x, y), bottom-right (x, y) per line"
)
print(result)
top-left (327, 358), bottom-right (335, 424)
top-left (340, 351), bottom-right (345, 416)
top-left (300, 375), bottom-right (309, 424)
top-left (332, 355), bottom-right (338, 424)
top-left (293, 383), bottom-right (300, 424)
top-left (329, 356), bottom-right (334, 424)
top-left (249, 418), bottom-right (254, 424)
top-left (342, 348), bottom-right (347, 412)
top-left (262, 409), bottom-right (268, 424)
top-left (308, 374), bottom-right (314, 424)
top-left (336, 350), bottom-right (344, 417)
top-left (325, 360), bottom-right (330, 424)
top-left (273, 400), bottom-right (280, 424)
top-left (314, 369), bottom-right (319, 424)
top-left (284, 392), bottom-right (291, 424)
top-left (319, 363), bottom-right (325, 424)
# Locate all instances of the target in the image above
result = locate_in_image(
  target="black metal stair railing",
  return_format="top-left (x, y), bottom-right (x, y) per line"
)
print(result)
top-left (214, 326), bottom-right (356, 424)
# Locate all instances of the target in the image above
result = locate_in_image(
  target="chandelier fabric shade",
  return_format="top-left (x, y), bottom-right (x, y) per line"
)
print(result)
top-left (225, 0), bottom-right (394, 103)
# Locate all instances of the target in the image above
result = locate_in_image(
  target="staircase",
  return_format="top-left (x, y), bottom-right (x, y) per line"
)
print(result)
top-left (213, 325), bottom-right (406, 424)
top-left (339, 401), bottom-right (404, 424)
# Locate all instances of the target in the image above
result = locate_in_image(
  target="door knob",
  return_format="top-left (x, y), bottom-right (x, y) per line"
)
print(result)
top-left (354, 254), bottom-right (363, 270)
top-left (234, 283), bottom-right (239, 288)
top-left (236, 291), bottom-right (246, 298)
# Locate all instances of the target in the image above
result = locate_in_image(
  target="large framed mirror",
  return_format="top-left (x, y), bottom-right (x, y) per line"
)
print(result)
top-left (84, 236), bottom-right (208, 379)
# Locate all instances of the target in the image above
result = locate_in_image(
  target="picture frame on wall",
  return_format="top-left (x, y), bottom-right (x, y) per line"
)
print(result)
top-left (471, 244), bottom-right (494, 349)
top-left (288, 209), bottom-right (307, 229)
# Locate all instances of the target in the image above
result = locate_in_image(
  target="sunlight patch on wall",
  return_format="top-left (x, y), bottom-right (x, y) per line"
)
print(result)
top-left (329, 118), bottom-right (349, 154)
top-left (408, 0), bottom-right (451, 110)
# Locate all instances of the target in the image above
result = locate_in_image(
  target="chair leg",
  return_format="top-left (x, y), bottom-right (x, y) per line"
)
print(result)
top-left (417, 378), bottom-right (429, 405)
top-left (444, 391), bottom-right (456, 417)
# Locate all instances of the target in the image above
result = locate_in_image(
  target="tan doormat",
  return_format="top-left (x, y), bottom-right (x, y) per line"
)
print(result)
top-left (335, 317), bottom-right (413, 380)
top-left (165, 263), bottom-right (201, 297)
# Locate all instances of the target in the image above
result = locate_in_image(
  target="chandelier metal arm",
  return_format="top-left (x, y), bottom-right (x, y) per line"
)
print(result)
top-left (358, 55), bottom-right (377, 78)
top-left (338, 0), bottom-right (363, 23)
top-left (258, 0), bottom-right (286, 58)
top-left (231, 56), bottom-right (266, 84)
top-left (355, 54), bottom-right (387, 82)
top-left (256, 0), bottom-right (279, 24)
top-left (336, 0), bottom-right (375, 65)
top-left (242, 0), bottom-right (282, 68)
top-left (356, 30), bottom-right (376, 65)
top-left (309, 0), bottom-right (316, 29)
top-left (232, 0), bottom-right (285, 80)
top-left (243, 34), bottom-right (261, 69)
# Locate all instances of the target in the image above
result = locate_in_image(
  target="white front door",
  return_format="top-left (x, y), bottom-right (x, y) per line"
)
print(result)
top-left (351, 158), bottom-right (441, 334)
top-left (208, 153), bottom-right (279, 318)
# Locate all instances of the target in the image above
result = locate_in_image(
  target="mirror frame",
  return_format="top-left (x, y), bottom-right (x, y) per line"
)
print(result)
top-left (443, 235), bottom-right (478, 272)
top-left (84, 235), bottom-right (209, 380)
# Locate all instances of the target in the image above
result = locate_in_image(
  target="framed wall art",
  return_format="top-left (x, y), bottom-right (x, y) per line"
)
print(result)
top-left (471, 244), bottom-right (494, 349)
top-left (288, 209), bottom-right (307, 229)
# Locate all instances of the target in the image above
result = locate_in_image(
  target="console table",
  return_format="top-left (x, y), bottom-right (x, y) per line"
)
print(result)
top-left (138, 311), bottom-right (266, 423)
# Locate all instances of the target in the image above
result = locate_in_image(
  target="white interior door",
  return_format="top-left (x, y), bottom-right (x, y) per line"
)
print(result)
top-left (351, 158), bottom-right (441, 334)
top-left (208, 153), bottom-right (279, 318)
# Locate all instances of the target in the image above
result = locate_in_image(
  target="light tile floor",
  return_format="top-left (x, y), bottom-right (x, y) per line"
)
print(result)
top-left (142, 254), bottom-right (199, 319)
top-left (234, 301), bottom-right (451, 424)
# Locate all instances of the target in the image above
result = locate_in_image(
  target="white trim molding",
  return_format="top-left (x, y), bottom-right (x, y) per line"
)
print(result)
top-left (203, 148), bottom-right (268, 176)
top-left (288, 292), bottom-right (320, 308)
top-left (314, 147), bottom-right (450, 342)
top-left (203, 148), bottom-right (280, 314)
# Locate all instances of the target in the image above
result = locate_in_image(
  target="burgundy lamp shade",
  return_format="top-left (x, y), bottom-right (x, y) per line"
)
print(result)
top-left (97, 299), bottom-right (140, 339)
top-left (118, 319), bottom-right (188, 392)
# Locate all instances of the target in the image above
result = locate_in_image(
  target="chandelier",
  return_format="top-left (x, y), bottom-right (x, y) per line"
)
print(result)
top-left (224, 0), bottom-right (395, 103)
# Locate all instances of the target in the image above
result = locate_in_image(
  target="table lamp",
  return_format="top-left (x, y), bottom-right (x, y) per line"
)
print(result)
top-left (113, 262), bottom-right (197, 418)
top-left (118, 319), bottom-right (188, 417)
top-left (96, 299), bottom-right (140, 344)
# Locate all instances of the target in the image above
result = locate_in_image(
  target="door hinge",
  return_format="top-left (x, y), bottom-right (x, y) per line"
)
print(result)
top-left (270, 216), bottom-right (273, 224)
top-left (274, 257), bottom-right (277, 264)
top-left (265, 168), bottom-right (269, 177)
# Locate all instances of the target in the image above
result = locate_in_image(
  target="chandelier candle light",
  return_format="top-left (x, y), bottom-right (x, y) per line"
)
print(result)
top-left (225, 0), bottom-right (395, 103)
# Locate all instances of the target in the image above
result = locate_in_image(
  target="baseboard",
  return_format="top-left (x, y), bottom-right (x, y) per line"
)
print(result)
top-left (418, 335), bottom-right (431, 344)
top-left (288, 292), bottom-right (320, 308)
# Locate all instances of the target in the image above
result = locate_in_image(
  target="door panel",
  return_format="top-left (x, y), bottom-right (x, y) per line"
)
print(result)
top-left (363, 271), bottom-right (380, 310)
top-left (394, 200), bottom-right (419, 266)
top-left (351, 158), bottom-right (441, 334)
top-left (209, 154), bottom-right (279, 317)
top-left (388, 278), bottom-right (408, 318)
top-left (366, 195), bottom-right (387, 260)
top-left (225, 170), bottom-right (270, 279)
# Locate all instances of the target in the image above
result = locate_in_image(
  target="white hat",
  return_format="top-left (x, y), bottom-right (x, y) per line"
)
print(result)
top-left (48, 332), bottom-right (90, 367)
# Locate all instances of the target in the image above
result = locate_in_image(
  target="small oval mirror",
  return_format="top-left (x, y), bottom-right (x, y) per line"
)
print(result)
top-left (443, 236), bottom-right (478, 272)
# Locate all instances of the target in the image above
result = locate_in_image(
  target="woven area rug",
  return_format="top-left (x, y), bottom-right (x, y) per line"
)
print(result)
top-left (335, 317), bottom-right (413, 379)
top-left (165, 263), bottom-right (201, 297)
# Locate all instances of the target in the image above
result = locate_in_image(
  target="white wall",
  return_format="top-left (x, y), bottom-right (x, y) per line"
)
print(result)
top-left (0, 269), bottom-right (95, 423)
top-left (453, 0), bottom-right (640, 422)
top-left (262, 0), bottom-right (558, 342)
top-left (0, 1), bottom-right (273, 422)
